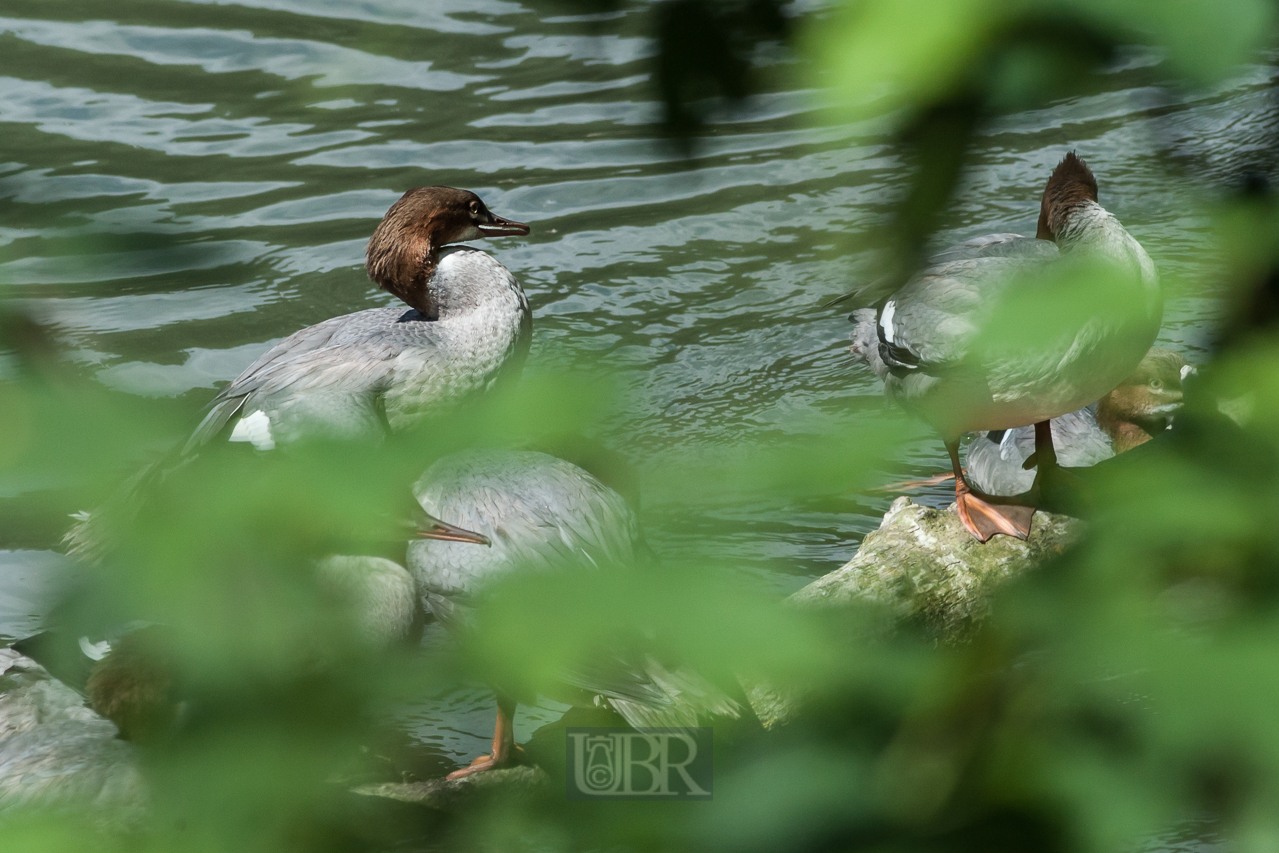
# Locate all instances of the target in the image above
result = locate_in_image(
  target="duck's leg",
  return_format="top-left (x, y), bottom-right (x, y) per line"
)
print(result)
top-left (446, 693), bottom-right (526, 780)
top-left (1033, 420), bottom-right (1056, 470)
top-left (1022, 420), bottom-right (1083, 511)
top-left (947, 440), bottom-right (1035, 542)
top-left (878, 471), bottom-right (958, 493)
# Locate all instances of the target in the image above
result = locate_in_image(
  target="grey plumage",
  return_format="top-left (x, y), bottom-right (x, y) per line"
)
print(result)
top-left (850, 235), bottom-right (1059, 386)
top-left (315, 556), bottom-right (422, 648)
top-left (67, 246), bottom-right (529, 560)
top-left (410, 450), bottom-right (639, 621)
top-left (188, 247), bottom-right (530, 452)
top-left (850, 207), bottom-right (1160, 440)
top-left (849, 154), bottom-right (1163, 541)
top-left (965, 346), bottom-right (1190, 495)
top-left (926, 232), bottom-right (1059, 265)
top-left (408, 450), bottom-right (744, 728)
top-left (965, 405), bottom-right (1113, 495)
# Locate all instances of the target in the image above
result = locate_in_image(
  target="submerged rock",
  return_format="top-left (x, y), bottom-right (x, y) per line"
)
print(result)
top-left (793, 497), bottom-right (1083, 641)
top-left (0, 647), bottom-right (146, 829)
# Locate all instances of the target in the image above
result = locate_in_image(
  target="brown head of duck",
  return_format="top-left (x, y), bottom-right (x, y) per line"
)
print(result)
top-left (1036, 152), bottom-right (1099, 242)
top-left (365, 187), bottom-right (529, 320)
top-left (1096, 348), bottom-right (1191, 452)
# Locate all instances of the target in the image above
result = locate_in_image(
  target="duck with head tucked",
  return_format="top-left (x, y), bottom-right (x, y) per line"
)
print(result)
top-left (409, 449), bottom-right (748, 779)
top-left (851, 153), bottom-right (1162, 541)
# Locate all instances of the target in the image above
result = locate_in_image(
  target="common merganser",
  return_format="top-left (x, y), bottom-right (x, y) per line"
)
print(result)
top-left (65, 188), bottom-right (528, 560)
top-left (966, 348), bottom-right (1190, 495)
top-left (851, 153), bottom-right (1162, 541)
top-left (408, 449), bottom-right (744, 779)
top-left (187, 187), bottom-right (531, 452)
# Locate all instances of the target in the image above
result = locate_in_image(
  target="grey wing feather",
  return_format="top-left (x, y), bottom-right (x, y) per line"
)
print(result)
top-left (850, 236), bottom-right (1058, 386)
top-left (966, 404), bottom-right (1113, 495)
top-left (965, 430), bottom-right (1030, 496)
top-left (183, 311), bottom-right (406, 452)
top-left (928, 233), bottom-right (1058, 264)
top-left (879, 255), bottom-right (1052, 373)
top-left (849, 308), bottom-right (889, 382)
top-left (184, 313), bottom-right (353, 451)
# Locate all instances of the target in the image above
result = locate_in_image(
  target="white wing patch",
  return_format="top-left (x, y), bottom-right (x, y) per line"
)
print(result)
top-left (879, 301), bottom-right (898, 344)
top-left (79, 636), bottom-right (111, 661)
top-left (229, 410), bottom-right (276, 451)
top-left (999, 428), bottom-right (1021, 462)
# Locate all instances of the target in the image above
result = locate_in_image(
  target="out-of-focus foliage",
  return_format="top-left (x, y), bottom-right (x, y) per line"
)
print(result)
top-left (5, 1), bottom-right (1279, 853)
top-left (812, 0), bottom-right (1275, 121)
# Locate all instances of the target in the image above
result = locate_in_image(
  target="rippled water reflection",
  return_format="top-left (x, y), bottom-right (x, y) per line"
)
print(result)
top-left (0, 0), bottom-right (1269, 799)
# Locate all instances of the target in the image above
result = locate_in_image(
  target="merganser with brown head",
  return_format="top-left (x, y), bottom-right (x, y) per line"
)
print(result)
top-left (64, 187), bottom-right (521, 560)
top-left (186, 187), bottom-right (531, 452)
top-left (851, 153), bottom-right (1162, 541)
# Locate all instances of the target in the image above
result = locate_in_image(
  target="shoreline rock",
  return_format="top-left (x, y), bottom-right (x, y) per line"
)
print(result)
top-left (745, 499), bottom-right (1083, 727)
top-left (352, 765), bottom-right (549, 810)
top-left (0, 647), bottom-right (146, 830)
top-left (792, 497), bottom-right (1083, 641)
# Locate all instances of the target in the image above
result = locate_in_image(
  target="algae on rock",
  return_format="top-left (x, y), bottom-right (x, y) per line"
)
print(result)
top-left (792, 497), bottom-right (1082, 641)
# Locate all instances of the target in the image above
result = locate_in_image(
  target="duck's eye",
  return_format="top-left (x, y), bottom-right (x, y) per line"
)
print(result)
top-left (1150, 379), bottom-right (1163, 390)
top-left (468, 200), bottom-right (480, 215)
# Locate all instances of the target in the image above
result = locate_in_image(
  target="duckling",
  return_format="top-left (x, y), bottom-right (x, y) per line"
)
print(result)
top-left (966, 348), bottom-right (1191, 496)
top-left (851, 153), bottom-right (1162, 541)
top-left (84, 625), bottom-right (180, 744)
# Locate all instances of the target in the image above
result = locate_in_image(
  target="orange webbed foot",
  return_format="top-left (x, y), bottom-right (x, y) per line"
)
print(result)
top-left (445, 744), bottom-right (527, 780)
top-left (956, 489), bottom-right (1035, 542)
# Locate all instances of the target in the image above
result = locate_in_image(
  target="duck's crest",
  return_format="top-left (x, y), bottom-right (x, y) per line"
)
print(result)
top-left (1037, 152), bottom-right (1099, 240)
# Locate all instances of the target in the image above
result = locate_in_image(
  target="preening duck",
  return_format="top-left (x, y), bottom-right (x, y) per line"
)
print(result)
top-left (408, 449), bottom-right (745, 779)
top-left (851, 153), bottom-right (1162, 541)
top-left (966, 348), bottom-right (1190, 496)
top-left (187, 187), bottom-right (531, 452)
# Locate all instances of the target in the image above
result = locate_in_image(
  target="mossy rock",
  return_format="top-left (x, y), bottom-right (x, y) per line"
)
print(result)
top-left (745, 499), bottom-right (1083, 727)
top-left (352, 765), bottom-right (549, 811)
top-left (793, 497), bottom-right (1083, 641)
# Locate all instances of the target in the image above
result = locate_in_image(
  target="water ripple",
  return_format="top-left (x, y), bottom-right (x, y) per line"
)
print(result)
top-left (0, 17), bottom-right (488, 92)
top-left (0, 77), bottom-right (373, 157)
